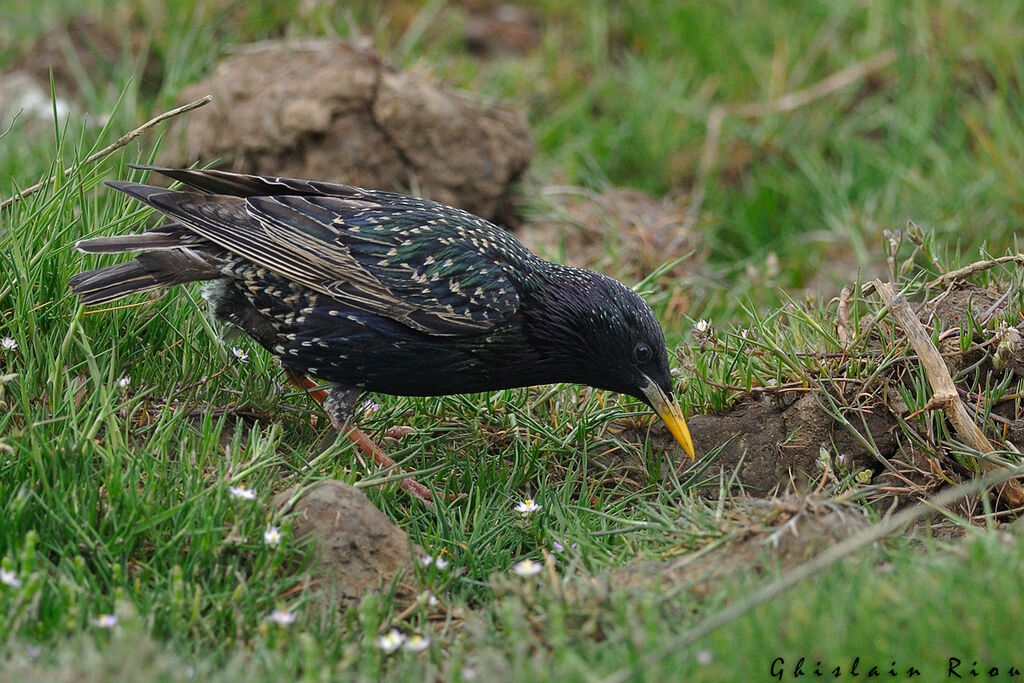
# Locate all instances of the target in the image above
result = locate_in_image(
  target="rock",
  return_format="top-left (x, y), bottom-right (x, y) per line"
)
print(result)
top-left (273, 481), bottom-right (419, 607)
top-left (166, 39), bottom-right (533, 222)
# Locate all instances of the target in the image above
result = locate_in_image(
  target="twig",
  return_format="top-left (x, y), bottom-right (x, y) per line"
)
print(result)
top-left (866, 279), bottom-right (1024, 504)
top-left (703, 378), bottom-right (807, 394)
top-left (926, 253), bottom-right (1024, 289)
top-left (0, 95), bottom-right (213, 212)
top-left (682, 50), bottom-right (896, 233)
top-left (0, 109), bottom-right (22, 140)
top-left (870, 282), bottom-right (988, 449)
top-left (179, 366), bottom-right (231, 391)
top-left (835, 284), bottom-right (855, 347)
top-left (604, 462), bottom-right (1024, 682)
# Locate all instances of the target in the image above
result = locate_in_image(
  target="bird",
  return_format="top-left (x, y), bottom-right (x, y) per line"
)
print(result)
top-left (69, 165), bottom-right (695, 501)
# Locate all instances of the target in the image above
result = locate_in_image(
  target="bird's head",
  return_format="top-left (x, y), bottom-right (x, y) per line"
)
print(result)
top-left (527, 269), bottom-right (695, 459)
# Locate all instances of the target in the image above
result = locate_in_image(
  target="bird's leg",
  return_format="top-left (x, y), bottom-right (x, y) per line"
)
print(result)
top-left (288, 373), bottom-right (328, 404)
top-left (285, 370), bottom-right (433, 504)
top-left (323, 388), bottom-right (436, 505)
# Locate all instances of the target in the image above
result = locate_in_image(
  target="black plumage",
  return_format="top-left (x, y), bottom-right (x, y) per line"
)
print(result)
top-left (70, 165), bottom-right (694, 459)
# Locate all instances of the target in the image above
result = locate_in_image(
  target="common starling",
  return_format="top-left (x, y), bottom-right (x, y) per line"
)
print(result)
top-left (70, 165), bottom-right (695, 500)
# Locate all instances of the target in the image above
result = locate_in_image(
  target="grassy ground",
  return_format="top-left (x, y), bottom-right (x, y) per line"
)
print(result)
top-left (3, 0), bottom-right (1024, 680)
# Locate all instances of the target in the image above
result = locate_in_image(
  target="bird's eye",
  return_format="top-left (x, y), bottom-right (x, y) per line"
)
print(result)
top-left (633, 342), bottom-right (653, 364)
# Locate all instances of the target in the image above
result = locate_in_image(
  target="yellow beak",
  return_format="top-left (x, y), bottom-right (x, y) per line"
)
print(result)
top-left (640, 376), bottom-right (695, 459)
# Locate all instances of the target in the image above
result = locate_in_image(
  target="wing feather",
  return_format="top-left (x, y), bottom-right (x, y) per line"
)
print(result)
top-left (110, 175), bottom-right (526, 336)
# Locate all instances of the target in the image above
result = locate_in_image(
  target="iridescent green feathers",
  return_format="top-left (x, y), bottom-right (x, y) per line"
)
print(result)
top-left (82, 166), bottom-right (529, 336)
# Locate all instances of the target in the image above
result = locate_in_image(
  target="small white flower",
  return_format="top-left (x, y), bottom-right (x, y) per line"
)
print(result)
top-left (416, 590), bottom-right (440, 607)
top-left (1, 337), bottom-right (17, 351)
top-left (376, 629), bottom-right (406, 653)
top-left (512, 559), bottom-right (543, 577)
top-left (93, 614), bottom-right (118, 628)
top-left (694, 319), bottom-right (711, 334)
top-left (0, 568), bottom-right (22, 588)
top-left (696, 649), bottom-right (713, 665)
top-left (228, 485), bottom-right (256, 500)
top-left (514, 498), bottom-right (541, 516)
top-left (404, 634), bottom-right (431, 652)
top-left (269, 609), bottom-right (296, 626)
top-left (263, 526), bottom-right (281, 547)
top-left (420, 555), bottom-right (449, 570)
top-left (231, 346), bottom-right (249, 363)
top-left (117, 375), bottom-right (131, 388)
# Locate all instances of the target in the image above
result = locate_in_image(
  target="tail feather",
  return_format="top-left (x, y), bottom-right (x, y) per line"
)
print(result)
top-left (126, 163), bottom-right (363, 199)
top-left (75, 223), bottom-right (201, 254)
top-left (126, 165), bottom-right (271, 197)
top-left (69, 251), bottom-right (221, 305)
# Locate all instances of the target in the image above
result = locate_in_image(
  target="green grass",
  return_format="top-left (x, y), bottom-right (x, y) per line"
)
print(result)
top-left (4, 0), bottom-right (1024, 679)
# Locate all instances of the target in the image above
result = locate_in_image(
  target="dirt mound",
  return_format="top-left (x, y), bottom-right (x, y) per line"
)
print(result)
top-left (686, 391), bottom-right (895, 495)
top-left (608, 497), bottom-right (871, 595)
top-left (18, 14), bottom-right (161, 96)
top-left (519, 187), bottom-right (697, 275)
top-left (165, 39), bottom-right (533, 223)
top-left (630, 281), bottom-right (1024, 502)
top-left (273, 481), bottom-right (420, 610)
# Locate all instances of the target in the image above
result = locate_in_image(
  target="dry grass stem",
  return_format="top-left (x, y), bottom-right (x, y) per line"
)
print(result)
top-left (926, 253), bottom-right (1024, 289)
top-left (0, 95), bottom-right (213, 212)
top-left (867, 279), bottom-right (1024, 505)
top-left (684, 50), bottom-right (897, 232)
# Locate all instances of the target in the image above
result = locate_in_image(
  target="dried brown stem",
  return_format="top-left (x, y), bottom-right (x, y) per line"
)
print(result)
top-left (684, 50), bottom-right (896, 232)
top-left (867, 279), bottom-right (1024, 504)
top-left (836, 284), bottom-right (854, 347)
top-left (0, 95), bottom-right (213, 212)
top-left (926, 253), bottom-right (1024, 289)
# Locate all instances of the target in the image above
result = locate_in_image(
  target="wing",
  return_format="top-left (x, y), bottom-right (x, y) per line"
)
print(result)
top-left (108, 175), bottom-right (530, 336)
